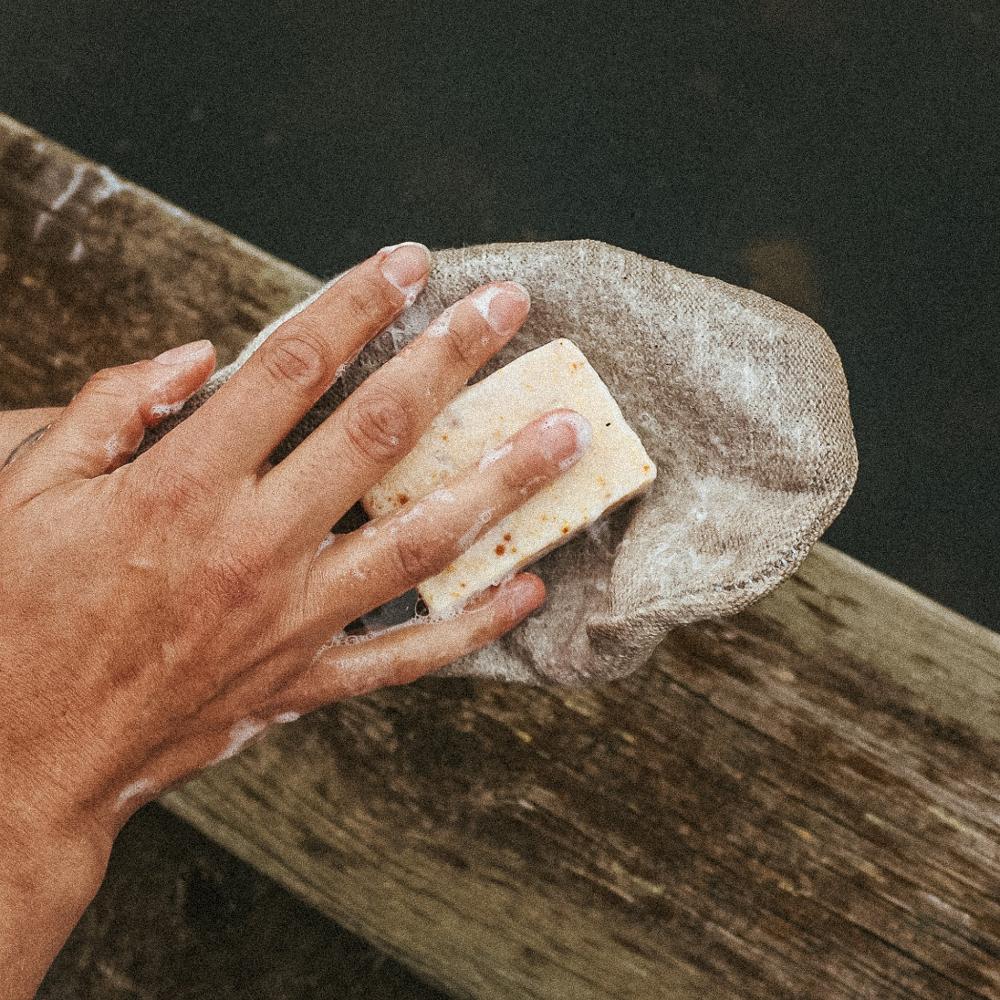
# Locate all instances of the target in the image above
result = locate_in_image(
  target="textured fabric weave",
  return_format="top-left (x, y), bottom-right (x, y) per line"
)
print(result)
top-left (147, 240), bottom-right (858, 685)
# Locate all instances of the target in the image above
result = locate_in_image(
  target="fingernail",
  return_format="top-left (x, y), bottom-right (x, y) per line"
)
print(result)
top-left (538, 410), bottom-right (592, 470)
top-left (153, 339), bottom-right (213, 366)
top-left (380, 242), bottom-right (431, 305)
top-left (472, 281), bottom-right (530, 335)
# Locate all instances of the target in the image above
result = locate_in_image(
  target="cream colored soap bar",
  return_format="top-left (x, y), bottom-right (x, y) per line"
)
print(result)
top-left (363, 338), bottom-right (657, 613)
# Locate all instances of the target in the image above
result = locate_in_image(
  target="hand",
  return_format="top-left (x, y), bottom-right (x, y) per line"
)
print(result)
top-left (0, 242), bottom-right (589, 997)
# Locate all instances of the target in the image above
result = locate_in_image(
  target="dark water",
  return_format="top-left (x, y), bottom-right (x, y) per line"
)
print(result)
top-left (1, 2), bottom-right (997, 629)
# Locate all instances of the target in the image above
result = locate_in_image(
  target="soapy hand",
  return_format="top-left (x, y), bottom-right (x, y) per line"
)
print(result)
top-left (0, 242), bottom-right (589, 997)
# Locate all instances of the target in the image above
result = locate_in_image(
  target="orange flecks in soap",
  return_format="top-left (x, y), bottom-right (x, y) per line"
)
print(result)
top-left (561, 524), bottom-right (570, 534)
top-left (460, 582), bottom-right (467, 588)
top-left (642, 464), bottom-right (650, 473)
top-left (503, 532), bottom-right (512, 541)
top-left (511, 546), bottom-right (518, 553)
top-left (398, 492), bottom-right (409, 504)
top-left (596, 475), bottom-right (606, 487)
top-left (441, 433), bottom-right (449, 441)
top-left (570, 362), bottom-right (581, 371)
top-left (495, 544), bottom-right (506, 556)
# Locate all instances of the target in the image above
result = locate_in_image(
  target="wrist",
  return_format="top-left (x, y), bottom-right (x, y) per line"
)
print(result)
top-left (0, 826), bottom-right (108, 1000)
top-left (2, 829), bottom-right (109, 913)
top-left (0, 797), bottom-right (112, 924)
top-left (0, 745), bottom-right (113, 997)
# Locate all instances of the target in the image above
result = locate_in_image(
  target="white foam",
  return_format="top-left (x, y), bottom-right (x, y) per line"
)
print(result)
top-left (105, 434), bottom-right (124, 465)
top-left (115, 777), bottom-right (155, 811)
top-left (324, 609), bottom-right (469, 651)
top-left (273, 711), bottom-right (300, 724)
top-left (105, 430), bottom-right (142, 465)
top-left (457, 507), bottom-right (494, 551)
top-left (211, 718), bottom-right (266, 765)
top-left (471, 284), bottom-right (505, 324)
top-left (478, 441), bottom-right (512, 471)
top-left (424, 487), bottom-right (458, 505)
top-left (395, 503), bottom-right (424, 527)
top-left (150, 398), bottom-right (186, 419)
top-left (425, 302), bottom-right (458, 338)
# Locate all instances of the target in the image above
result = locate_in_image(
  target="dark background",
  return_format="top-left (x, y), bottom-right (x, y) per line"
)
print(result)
top-left (1, 1), bottom-right (997, 629)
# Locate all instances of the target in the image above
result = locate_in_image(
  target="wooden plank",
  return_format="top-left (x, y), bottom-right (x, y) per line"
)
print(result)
top-left (39, 805), bottom-right (447, 1000)
top-left (3, 112), bottom-right (1000, 999)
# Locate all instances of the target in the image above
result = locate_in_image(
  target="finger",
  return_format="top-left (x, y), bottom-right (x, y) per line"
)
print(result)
top-left (161, 242), bottom-right (432, 480)
top-left (262, 280), bottom-right (531, 537)
top-left (110, 575), bottom-right (544, 816)
top-left (306, 408), bottom-right (591, 626)
top-left (282, 573), bottom-right (545, 709)
top-left (3, 340), bottom-right (215, 496)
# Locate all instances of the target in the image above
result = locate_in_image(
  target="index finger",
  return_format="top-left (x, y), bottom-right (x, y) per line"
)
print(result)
top-left (162, 242), bottom-right (431, 478)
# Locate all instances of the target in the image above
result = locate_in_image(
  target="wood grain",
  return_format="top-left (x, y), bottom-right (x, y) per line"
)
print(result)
top-left (39, 805), bottom-right (447, 1000)
top-left (3, 112), bottom-right (999, 1000)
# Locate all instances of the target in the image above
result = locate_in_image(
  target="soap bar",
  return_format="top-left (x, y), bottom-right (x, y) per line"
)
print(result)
top-left (363, 338), bottom-right (657, 613)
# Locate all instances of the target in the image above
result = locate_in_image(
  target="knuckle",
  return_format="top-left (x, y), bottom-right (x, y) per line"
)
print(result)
top-left (260, 326), bottom-right (331, 392)
top-left (443, 312), bottom-right (490, 368)
top-left (498, 444), bottom-right (544, 493)
top-left (388, 531), bottom-right (439, 583)
top-left (345, 389), bottom-right (413, 463)
top-left (141, 461), bottom-right (212, 514)
top-left (342, 275), bottom-right (391, 330)
top-left (81, 365), bottom-right (139, 403)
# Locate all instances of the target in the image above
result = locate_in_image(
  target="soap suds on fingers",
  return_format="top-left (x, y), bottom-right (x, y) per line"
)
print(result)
top-left (150, 398), bottom-right (188, 419)
top-left (104, 425), bottom-right (145, 466)
top-left (363, 338), bottom-right (656, 614)
top-left (115, 777), bottom-right (155, 812)
top-left (211, 718), bottom-right (267, 766)
top-left (478, 442), bottom-right (512, 471)
top-left (424, 302), bottom-right (459, 338)
top-left (380, 241), bottom-right (429, 307)
top-left (457, 508), bottom-right (494, 552)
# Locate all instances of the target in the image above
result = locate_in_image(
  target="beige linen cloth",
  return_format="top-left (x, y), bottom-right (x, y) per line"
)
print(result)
top-left (147, 239), bottom-right (858, 685)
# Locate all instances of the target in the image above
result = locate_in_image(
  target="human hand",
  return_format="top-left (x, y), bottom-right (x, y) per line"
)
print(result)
top-left (0, 243), bottom-right (589, 996)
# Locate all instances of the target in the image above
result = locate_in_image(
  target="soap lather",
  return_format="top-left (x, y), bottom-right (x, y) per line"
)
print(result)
top-left (363, 338), bottom-right (657, 615)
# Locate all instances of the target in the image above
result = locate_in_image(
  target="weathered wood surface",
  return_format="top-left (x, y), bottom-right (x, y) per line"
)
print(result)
top-left (39, 804), bottom-right (446, 1000)
top-left (3, 113), bottom-right (1000, 999)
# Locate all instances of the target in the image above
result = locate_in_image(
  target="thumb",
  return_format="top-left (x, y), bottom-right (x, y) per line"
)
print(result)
top-left (3, 340), bottom-right (215, 498)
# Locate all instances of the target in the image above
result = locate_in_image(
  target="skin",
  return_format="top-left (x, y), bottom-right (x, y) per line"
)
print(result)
top-left (0, 242), bottom-right (590, 999)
